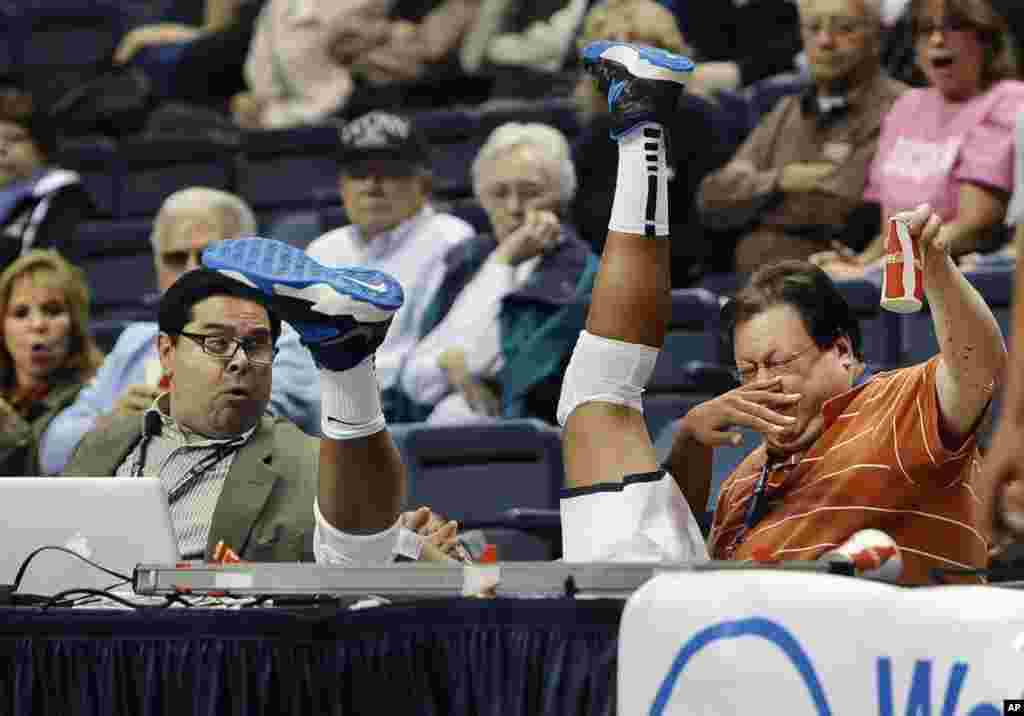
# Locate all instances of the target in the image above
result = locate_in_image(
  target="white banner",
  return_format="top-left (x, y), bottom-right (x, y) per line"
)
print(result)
top-left (619, 571), bottom-right (1022, 715)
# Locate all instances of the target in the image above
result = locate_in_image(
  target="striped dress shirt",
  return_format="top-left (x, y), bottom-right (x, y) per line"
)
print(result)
top-left (709, 357), bottom-right (987, 585)
top-left (116, 405), bottom-right (255, 559)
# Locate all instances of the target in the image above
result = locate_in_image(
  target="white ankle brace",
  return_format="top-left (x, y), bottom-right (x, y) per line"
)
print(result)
top-left (608, 121), bottom-right (670, 238)
top-left (557, 330), bottom-right (660, 426)
top-left (321, 356), bottom-right (386, 440)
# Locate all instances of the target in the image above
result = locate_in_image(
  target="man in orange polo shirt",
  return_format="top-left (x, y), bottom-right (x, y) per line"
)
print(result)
top-left (557, 40), bottom-right (1005, 585)
top-left (696, 256), bottom-right (999, 584)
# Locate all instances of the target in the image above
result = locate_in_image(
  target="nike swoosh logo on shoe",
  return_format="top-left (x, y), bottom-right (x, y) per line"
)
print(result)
top-left (345, 276), bottom-right (389, 293)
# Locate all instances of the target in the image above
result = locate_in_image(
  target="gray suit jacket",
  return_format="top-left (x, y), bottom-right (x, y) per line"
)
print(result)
top-left (63, 414), bottom-right (318, 561)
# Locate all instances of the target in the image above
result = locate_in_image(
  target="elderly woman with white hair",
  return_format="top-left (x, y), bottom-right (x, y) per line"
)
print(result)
top-left (387, 122), bottom-right (598, 425)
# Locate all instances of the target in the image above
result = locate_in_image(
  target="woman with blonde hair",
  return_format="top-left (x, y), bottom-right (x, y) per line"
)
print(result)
top-left (0, 250), bottom-right (103, 475)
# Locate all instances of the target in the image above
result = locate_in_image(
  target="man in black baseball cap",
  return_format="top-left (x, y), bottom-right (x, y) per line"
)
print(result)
top-left (331, 111), bottom-right (433, 239)
top-left (305, 110), bottom-right (475, 397)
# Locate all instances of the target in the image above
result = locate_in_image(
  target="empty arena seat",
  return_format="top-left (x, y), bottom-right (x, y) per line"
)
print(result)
top-left (57, 138), bottom-right (120, 218)
top-left (73, 218), bottom-right (152, 258)
top-left (236, 125), bottom-right (342, 214)
top-left (117, 137), bottom-right (234, 217)
top-left (832, 278), bottom-right (902, 369)
top-left (649, 289), bottom-right (727, 391)
top-left (400, 419), bottom-right (564, 527)
top-left (81, 249), bottom-right (158, 323)
top-left (897, 267), bottom-right (1013, 366)
top-left (18, 2), bottom-right (126, 109)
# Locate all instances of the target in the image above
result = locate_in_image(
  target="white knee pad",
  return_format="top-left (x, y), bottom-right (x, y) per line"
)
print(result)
top-left (556, 330), bottom-right (660, 427)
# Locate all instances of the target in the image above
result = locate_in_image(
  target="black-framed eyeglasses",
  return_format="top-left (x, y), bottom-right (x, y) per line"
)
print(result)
top-left (732, 344), bottom-right (819, 385)
top-left (178, 332), bottom-right (277, 366)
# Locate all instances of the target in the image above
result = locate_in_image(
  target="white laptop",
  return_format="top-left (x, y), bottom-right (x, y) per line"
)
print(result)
top-left (0, 478), bottom-right (180, 598)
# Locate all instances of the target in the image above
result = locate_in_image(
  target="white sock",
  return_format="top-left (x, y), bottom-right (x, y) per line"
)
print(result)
top-left (321, 356), bottom-right (386, 440)
top-left (608, 122), bottom-right (670, 238)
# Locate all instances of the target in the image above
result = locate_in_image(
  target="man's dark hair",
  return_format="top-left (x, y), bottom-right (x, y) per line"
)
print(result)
top-left (721, 260), bottom-right (863, 361)
top-left (158, 268), bottom-right (282, 343)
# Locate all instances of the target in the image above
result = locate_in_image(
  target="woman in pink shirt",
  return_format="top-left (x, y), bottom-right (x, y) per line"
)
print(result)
top-left (815, 0), bottom-right (1023, 278)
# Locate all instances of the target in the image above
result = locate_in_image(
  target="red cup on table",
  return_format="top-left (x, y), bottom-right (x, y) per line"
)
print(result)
top-left (880, 217), bottom-right (923, 313)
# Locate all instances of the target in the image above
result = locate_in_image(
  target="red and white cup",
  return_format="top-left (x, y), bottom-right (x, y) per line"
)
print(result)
top-left (880, 217), bottom-right (923, 313)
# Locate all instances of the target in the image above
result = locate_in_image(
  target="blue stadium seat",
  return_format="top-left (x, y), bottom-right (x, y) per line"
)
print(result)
top-left (18, 2), bottom-right (126, 109)
top-left (80, 249), bottom-right (158, 323)
top-left (430, 138), bottom-right (485, 200)
top-left (0, 4), bottom-right (15, 78)
top-left (73, 218), bottom-right (152, 258)
top-left (400, 419), bottom-right (564, 527)
top-left (897, 267), bottom-right (1013, 366)
top-left (117, 137), bottom-right (234, 217)
top-left (644, 393), bottom-right (710, 450)
top-left (235, 125), bottom-right (342, 215)
top-left (56, 138), bottom-right (120, 218)
top-left (832, 278), bottom-right (902, 369)
top-left (474, 98), bottom-right (581, 138)
top-left (650, 288), bottom-right (726, 391)
top-left (410, 107), bottom-right (478, 142)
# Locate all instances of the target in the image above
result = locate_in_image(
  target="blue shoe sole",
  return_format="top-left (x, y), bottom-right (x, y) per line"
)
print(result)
top-left (202, 238), bottom-right (404, 317)
top-left (582, 41), bottom-right (695, 76)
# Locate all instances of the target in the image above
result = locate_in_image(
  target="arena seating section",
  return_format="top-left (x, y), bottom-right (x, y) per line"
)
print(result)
top-left (4, 0), bottom-right (1017, 557)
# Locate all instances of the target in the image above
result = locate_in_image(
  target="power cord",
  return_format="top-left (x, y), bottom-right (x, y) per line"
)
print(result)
top-left (11, 545), bottom-right (132, 592)
top-left (2, 545), bottom-right (134, 608)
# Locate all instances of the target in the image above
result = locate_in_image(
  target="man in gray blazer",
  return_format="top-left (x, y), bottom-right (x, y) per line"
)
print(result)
top-left (65, 241), bottom-right (458, 564)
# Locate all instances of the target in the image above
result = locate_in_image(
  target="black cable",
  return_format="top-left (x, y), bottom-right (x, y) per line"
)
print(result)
top-left (41, 588), bottom-right (145, 611)
top-left (12, 545), bottom-right (133, 591)
top-left (12, 545), bottom-right (133, 592)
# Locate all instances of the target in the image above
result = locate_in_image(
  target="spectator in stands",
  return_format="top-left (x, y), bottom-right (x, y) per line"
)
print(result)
top-left (696, 0), bottom-right (908, 274)
top-left (388, 122), bottom-right (597, 425)
top-left (0, 251), bottom-right (103, 475)
top-left (113, 0), bottom-right (263, 108)
top-left (570, 0), bottom-right (734, 283)
top-left (457, 0), bottom-right (587, 98)
top-left (39, 188), bottom-right (320, 476)
top-left (339, 0), bottom-right (487, 115)
top-left (0, 90), bottom-right (94, 269)
top-left (976, 112), bottom-right (1024, 554)
top-left (233, 0), bottom-right (479, 128)
top-left (64, 259), bottom-right (461, 563)
top-left (680, 0), bottom-right (804, 99)
top-left (305, 112), bottom-right (474, 397)
top-left (559, 41), bottom-right (1003, 586)
top-left (814, 0), bottom-right (1024, 279)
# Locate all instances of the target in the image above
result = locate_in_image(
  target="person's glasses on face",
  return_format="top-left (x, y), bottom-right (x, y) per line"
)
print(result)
top-left (800, 15), bottom-right (871, 39)
top-left (178, 332), bottom-right (277, 366)
top-left (914, 15), bottom-right (973, 37)
top-left (732, 344), bottom-right (819, 385)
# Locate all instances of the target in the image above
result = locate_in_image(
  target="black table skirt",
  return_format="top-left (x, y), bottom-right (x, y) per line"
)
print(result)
top-left (0, 598), bottom-right (622, 716)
